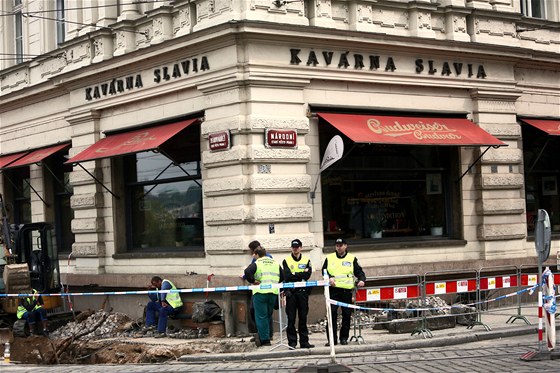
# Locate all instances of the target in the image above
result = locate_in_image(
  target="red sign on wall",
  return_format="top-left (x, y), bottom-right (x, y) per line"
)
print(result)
top-left (265, 129), bottom-right (297, 148)
top-left (209, 130), bottom-right (231, 152)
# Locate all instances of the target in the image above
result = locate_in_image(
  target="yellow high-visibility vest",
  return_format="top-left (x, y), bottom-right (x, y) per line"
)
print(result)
top-left (284, 255), bottom-right (310, 274)
top-left (162, 279), bottom-right (183, 309)
top-left (326, 252), bottom-right (356, 289)
top-left (17, 289), bottom-right (42, 319)
top-left (253, 257), bottom-right (280, 295)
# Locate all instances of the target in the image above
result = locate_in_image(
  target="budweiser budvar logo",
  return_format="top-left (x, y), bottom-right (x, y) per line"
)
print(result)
top-left (95, 132), bottom-right (156, 154)
top-left (367, 118), bottom-right (462, 141)
top-left (123, 132), bottom-right (157, 145)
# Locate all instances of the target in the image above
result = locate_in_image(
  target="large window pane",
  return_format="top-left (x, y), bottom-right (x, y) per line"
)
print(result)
top-left (320, 123), bottom-right (456, 243)
top-left (125, 151), bottom-right (203, 251)
top-left (521, 0), bottom-right (546, 18)
top-left (10, 167), bottom-right (31, 224)
top-left (56, 0), bottom-right (65, 45)
top-left (523, 124), bottom-right (560, 234)
top-left (52, 152), bottom-right (74, 254)
top-left (135, 152), bottom-right (199, 182)
top-left (14, 11), bottom-right (23, 64)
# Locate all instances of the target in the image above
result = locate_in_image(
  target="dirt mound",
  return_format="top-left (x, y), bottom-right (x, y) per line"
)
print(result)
top-left (8, 335), bottom-right (57, 364)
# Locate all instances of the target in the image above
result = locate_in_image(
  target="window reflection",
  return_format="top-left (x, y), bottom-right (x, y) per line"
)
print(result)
top-left (135, 152), bottom-right (199, 182)
top-left (9, 167), bottom-right (32, 224)
top-left (52, 152), bottom-right (75, 254)
top-left (523, 124), bottom-right (560, 234)
top-left (320, 126), bottom-right (454, 243)
top-left (126, 151), bottom-right (203, 251)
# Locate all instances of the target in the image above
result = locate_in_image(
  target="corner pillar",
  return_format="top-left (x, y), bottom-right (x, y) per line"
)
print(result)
top-left (66, 110), bottom-right (107, 275)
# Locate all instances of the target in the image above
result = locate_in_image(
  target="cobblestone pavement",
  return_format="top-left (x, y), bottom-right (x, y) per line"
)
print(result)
top-left (2, 334), bottom-right (559, 372)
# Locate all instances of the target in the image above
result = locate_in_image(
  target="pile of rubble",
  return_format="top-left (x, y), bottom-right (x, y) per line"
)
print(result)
top-left (129, 326), bottom-right (209, 339)
top-left (308, 297), bottom-right (477, 335)
top-left (309, 311), bottom-right (381, 334)
top-left (50, 310), bottom-right (133, 340)
top-left (49, 309), bottom-right (214, 340)
top-left (10, 309), bottom-right (255, 365)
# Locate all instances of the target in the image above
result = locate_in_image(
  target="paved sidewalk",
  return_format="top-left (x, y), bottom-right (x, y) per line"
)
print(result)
top-left (179, 309), bottom-right (552, 362)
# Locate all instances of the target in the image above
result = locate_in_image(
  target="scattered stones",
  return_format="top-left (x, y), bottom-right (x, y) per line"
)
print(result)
top-left (12, 309), bottom-right (255, 365)
top-left (308, 297), bottom-right (471, 335)
top-left (49, 309), bottom-right (218, 341)
top-left (451, 303), bottom-right (477, 325)
top-left (50, 310), bottom-right (134, 340)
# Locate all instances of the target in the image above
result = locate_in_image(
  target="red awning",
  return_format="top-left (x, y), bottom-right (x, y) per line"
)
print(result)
top-left (318, 113), bottom-right (505, 146)
top-left (520, 119), bottom-right (560, 136)
top-left (0, 151), bottom-right (30, 169)
top-left (66, 119), bottom-right (198, 164)
top-left (4, 143), bottom-right (71, 169)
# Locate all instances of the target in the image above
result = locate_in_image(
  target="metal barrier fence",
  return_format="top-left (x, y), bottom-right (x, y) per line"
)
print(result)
top-left (2, 268), bottom-right (551, 367)
top-left (424, 268), bottom-right (483, 334)
top-left (353, 274), bottom-right (422, 343)
top-left (478, 265), bottom-right (519, 327)
top-left (506, 265), bottom-right (539, 324)
top-left (2, 265), bottom-right (552, 343)
top-left (351, 265), bottom-right (556, 339)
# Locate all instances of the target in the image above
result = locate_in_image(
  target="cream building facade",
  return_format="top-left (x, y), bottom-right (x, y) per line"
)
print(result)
top-left (1, 0), bottom-right (559, 320)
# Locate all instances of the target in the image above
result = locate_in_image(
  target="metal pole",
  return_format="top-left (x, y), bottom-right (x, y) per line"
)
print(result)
top-left (324, 270), bottom-right (336, 363)
top-left (538, 260), bottom-right (543, 352)
top-left (544, 267), bottom-right (555, 351)
top-left (269, 291), bottom-right (291, 351)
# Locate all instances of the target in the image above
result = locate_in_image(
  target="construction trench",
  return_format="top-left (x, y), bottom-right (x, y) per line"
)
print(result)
top-left (0, 262), bottom-right (282, 365)
top-left (1, 296), bottom-right (477, 365)
top-left (3, 309), bottom-right (258, 365)
top-left (0, 263), bottom-right (488, 365)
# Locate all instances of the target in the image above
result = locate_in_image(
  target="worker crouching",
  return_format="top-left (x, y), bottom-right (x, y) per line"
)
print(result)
top-left (17, 289), bottom-right (48, 336)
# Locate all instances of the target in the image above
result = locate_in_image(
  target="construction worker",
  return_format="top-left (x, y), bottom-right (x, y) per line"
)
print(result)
top-left (322, 238), bottom-right (366, 346)
top-left (282, 239), bottom-right (314, 349)
top-left (145, 276), bottom-right (183, 338)
top-left (244, 246), bottom-right (283, 347)
top-left (17, 289), bottom-right (48, 336)
top-left (241, 240), bottom-right (274, 334)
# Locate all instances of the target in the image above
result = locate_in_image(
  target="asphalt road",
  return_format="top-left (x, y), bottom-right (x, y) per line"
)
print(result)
top-left (1, 333), bottom-right (559, 372)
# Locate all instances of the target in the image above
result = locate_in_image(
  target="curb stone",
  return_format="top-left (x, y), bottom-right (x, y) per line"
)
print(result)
top-left (178, 324), bottom-right (542, 363)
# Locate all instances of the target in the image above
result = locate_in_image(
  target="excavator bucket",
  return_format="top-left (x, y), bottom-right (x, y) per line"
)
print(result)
top-left (3, 264), bottom-right (31, 294)
top-left (0, 328), bottom-right (14, 344)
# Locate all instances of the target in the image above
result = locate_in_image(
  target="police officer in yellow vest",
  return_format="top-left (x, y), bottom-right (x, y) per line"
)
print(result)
top-left (322, 238), bottom-right (366, 346)
top-left (282, 239), bottom-right (314, 349)
top-left (244, 246), bottom-right (283, 347)
top-left (145, 276), bottom-right (183, 338)
top-left (17, 289), bottom-right (48, 336)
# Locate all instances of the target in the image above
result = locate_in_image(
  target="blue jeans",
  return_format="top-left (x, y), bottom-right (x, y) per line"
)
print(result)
top-left (22, 308), bottom-right (47, 326)
top-left (146, 301), bottom-right (180, 333)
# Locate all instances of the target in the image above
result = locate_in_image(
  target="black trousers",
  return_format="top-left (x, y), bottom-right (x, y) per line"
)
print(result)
top-left (327, 288), bottom-right (353, 343)
top-left (285, 290), bottom-right (310, 346)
